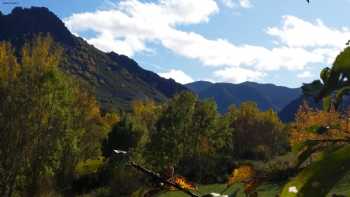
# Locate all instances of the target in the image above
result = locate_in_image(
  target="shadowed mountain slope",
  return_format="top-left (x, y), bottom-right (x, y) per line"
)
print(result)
top-left (0, 7), bottom-right (188, 111)
top-left (186, 81), bottom-right (302, 114)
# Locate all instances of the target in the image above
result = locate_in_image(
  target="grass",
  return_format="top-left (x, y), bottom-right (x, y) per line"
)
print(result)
top-left (75, 157), bottom-right (105, 176)
top-left (156, 173), bottom-right (350, 197)
top-left (156, 183), bottom-right (280, 197)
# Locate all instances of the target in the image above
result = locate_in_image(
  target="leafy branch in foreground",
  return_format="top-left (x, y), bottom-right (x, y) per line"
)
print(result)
top-left (280, 47), bottom-right (350, 196)
top-left (129, 161), bottom-right (200, 197)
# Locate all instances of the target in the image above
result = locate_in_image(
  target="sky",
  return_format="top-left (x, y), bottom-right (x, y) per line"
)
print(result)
top-left (1, 0), bottom-right (350, 87)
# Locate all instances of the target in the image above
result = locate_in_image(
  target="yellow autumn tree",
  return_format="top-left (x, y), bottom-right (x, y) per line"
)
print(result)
top-left (0, 35), bottom-right (111, 197)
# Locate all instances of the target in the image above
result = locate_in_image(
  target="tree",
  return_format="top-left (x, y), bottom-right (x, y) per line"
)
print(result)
top-left (143, 93), bottom-right (229, 182)
top-left (281, 47), bottom-right (350, 196)
top-left (145, 92), bottom-right (197, 170)
top-left (178, 99), bottom-right (222, 182)
top-left (0, 35), bottom-right (109, 197)
top-left (102, 115), bottom-right (142, 158)
top-left (303, 47), bottom-right (350, 111)
top-left (225, 102), bottom-right (287, 160)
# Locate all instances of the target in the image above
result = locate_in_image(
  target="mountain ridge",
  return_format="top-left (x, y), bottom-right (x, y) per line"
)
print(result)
top-left (0, 6), bottom-right (189, 111)
top-left (186, 81), bottom-right (302, 114)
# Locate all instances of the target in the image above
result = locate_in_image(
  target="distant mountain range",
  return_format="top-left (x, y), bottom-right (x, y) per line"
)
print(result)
top-left (186, 81), bottom-right (303, 117)
top-left (0, 7), bottom-right (319, 121)
top-left (0, 7), bottom-right (188, 111)
top-left (277, 96), bottom-right (322, 122)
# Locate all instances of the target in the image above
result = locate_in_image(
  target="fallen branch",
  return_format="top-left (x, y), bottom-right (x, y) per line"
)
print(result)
top-left (128, 161), bottom-right (201, 197)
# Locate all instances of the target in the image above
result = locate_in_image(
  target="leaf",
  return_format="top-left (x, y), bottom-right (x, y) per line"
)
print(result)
top-left (335, 86), bottom-right (350, 109)
top-left (280, 144), bottom-right (350, 197)
top-left (320, 67), bottom-right (331, 84)
top-left (168, 176), bottom-right (197, 191)
top-left (304, 125), bottom-right (323, 134)
top-left (244, 179), bottom-right (261, 194)
top-left (292, 140), bottom-right (317, 154)
top-left (301, 80), bottom-right (323, 97)
top-left (322, 96), bottom-right (332, 111)
top-left (294, 140), bottom-right (320, 169)
top-left (227, 164), bottom-right (256, 186)
top-left (305, 123), bottom-right (338, 134)
top-left (291, 143), bottom-right (304, 154)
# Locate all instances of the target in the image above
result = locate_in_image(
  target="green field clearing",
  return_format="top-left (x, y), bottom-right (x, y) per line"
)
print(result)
top-left (156, 173), bottom-right (350, 197)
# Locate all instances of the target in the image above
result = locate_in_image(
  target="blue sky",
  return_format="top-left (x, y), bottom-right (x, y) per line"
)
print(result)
top-left (2, 0), bottom-right (350, 87)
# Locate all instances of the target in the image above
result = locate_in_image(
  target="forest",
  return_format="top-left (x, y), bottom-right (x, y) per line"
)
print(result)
top-left (0, 0), bottom-right (350, 197)
top-left (1, 34), bottom-right (350, 197)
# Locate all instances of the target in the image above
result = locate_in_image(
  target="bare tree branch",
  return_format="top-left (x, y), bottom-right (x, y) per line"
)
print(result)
top-left (129, 161), bottom-right (201, 197)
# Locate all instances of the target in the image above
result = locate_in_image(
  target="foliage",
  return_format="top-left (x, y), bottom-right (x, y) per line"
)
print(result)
top-left (109, 164), bottom-right (144, 197)
top-left (0, 35), bottom-right (290, 195)
top-left (282, 90), bottom-right (350, 195)
top-left (281, 145), bottom-right (350, 197)
top-left (303, 47), bottom-right (350, 111)
top-left (227, 164), bottom-right (256, 186)
top-left (102, 115), bottom-right (142, 158)
top-left (75, 158), bottom-right (105, 177)
top-left (0, 35), bottom-right (113, 197)
top-left (225, 102), bottom-right (289, 160)
top-left (168, 176), bottom-right (198, 191)
top-left (145, 92), bottom-right (198, 169)
top-left (143, 92), bottom-right (234, 183)
top-left (289, 102), bottom-right (350, 168)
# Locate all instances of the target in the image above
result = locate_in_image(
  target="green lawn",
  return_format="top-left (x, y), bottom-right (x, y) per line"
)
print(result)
top-left (156, 173), bottom-right (350, 197)
top-left (156, 183), bottom-right (280, 197)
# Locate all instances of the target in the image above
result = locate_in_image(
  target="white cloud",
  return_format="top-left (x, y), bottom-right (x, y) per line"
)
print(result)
top-left (221, 0), bottom-right (235, 8)
top-left (221, 0), bottom-right (252, 8)
top-left (297, 71), bottom-right (313, 79)
top-left (64, 1), bottom-right (349, 84)
top-left (266, 16), bottom-right (350, 48)
top-left (87, 33), bottom-right (148, 56)
top-left (158, 69), bottom-right (194, 84)
top-left (239, 0), bottom-right (252, 8)
top-left (214, 67), bottom-right (265, 83)
top-left (65, 0), bottom-right (218, 56)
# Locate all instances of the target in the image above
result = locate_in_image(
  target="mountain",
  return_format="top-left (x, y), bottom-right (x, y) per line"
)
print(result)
top-left (278, 96), bottom-right (321, 122)
top-left (186, 81), bottom-right (302, 114)
top-left (279, 95), bottom-right (350, 122)
top-left (0, 7), bottom-right (188, 111)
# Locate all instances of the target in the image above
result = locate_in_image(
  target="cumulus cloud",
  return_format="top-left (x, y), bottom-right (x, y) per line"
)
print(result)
top-left (266, 16), bottom-right (350, 48)
top-left (214, 67), bottom-right (265, 83)
top-left (297, 71), bottom-right (313, 79)
top-left (239, 0), bottom-right (252, 8)
top-left (265, 15), bottom-right (350, 69)
top-left (65, 0), bottom-right (218, 56)
top-left (64, 0), bottom-right (350, 84)
top-left (158, 69), bottom-right (194, 84)
top-left (221, 0), bottom-right (252, 8)
top-left (221, 0), bottom-right (235, 8)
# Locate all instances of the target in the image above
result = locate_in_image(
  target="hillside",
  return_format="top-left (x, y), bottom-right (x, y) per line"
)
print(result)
top-left (278, 96), bottom-right (321, 122)
top-left (279, 94), bottom-right (350, 122)
top-left (186, 81), bottom-right (302, 113)
top-left (0, 7), bottom-right (188, 111)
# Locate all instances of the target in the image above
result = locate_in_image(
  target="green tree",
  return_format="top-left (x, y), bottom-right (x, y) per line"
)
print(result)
top-left (144, 93), bottom-right (229, 182)
top-left (102, 115), bottom-right (142, 157)
top-left (225, 102), bottom-right (287, 160)
top-left (131, 100), bottom-right (161, 163)
top-left (178, 99), bottom-right (224, 182)
top-left (145, 92), bottom-right (197, 170)
top-left (0, 35), bottom-right (109, 197)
